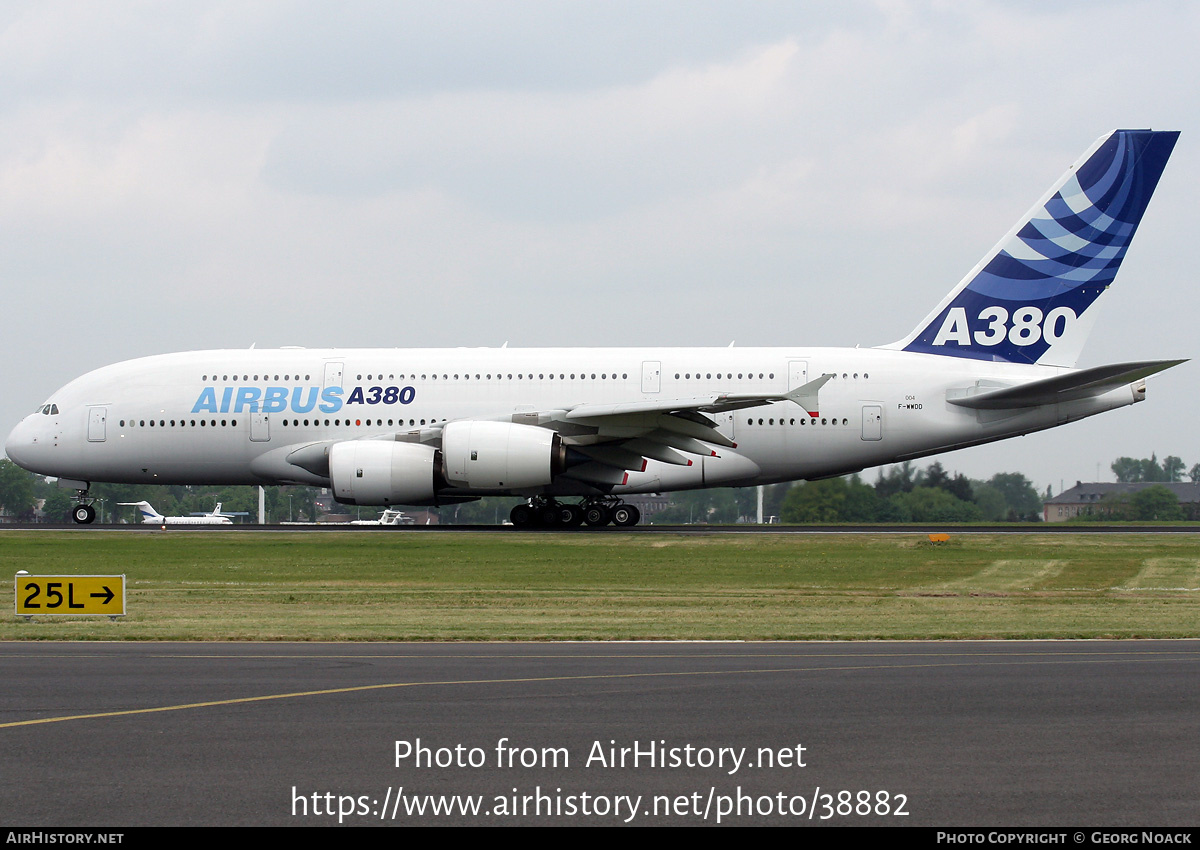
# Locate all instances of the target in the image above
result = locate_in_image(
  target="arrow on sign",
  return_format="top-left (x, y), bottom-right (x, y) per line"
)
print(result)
top-left (90, 586), bottom-right (114, 605)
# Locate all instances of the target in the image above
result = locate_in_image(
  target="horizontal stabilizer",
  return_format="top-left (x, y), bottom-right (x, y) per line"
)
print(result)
top-left (946, 360), bottom-right (1185, 409)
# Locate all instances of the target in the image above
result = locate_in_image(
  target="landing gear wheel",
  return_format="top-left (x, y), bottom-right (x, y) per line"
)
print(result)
top-left (583, 504), bottom-right (612, 527)
top-left (611, 504), bottom-right (641, 527)
top-left (73, 504), bottom-right (96, 525)
top-left (561, 504), bottom-right (585, 527)
top-left (510, 504), bottom-right (534, 527)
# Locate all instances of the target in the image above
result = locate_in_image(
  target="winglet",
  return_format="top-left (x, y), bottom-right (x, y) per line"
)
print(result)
top-left (785, 374), bottom-right (834, 416)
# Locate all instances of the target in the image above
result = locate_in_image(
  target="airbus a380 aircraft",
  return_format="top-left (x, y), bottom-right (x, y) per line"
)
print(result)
top-left (4, 129), bottom-right (1184, 527)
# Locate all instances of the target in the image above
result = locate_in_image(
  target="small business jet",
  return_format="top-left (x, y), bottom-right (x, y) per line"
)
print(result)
top-left (117, 501), bottom-right (234, 526)
top-left (5, 129), bottom-right (1184, 527)
top-left (349, 508), bottom-right (415, 526)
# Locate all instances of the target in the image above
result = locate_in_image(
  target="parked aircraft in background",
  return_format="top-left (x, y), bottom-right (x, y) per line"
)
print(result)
top-left (349, 508), bottom-right (415, 526)
top-left (118, 501), bottom-right (234, 526)
top-left (6, 130), bottom-right (1183, 527)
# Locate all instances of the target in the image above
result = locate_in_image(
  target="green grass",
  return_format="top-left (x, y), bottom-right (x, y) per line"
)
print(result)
top-left (2, 530), bottom-right (1198, 640)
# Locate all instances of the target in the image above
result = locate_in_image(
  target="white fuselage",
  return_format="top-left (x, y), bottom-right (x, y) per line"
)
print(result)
top-left (5, 346), bottom-right (1140, 499)
top-left (140, 513), bottom-right (233, 526)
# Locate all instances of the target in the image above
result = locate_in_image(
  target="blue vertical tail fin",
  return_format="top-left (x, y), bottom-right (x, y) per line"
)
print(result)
top-left (886, 129), bottom-right (1178, 367)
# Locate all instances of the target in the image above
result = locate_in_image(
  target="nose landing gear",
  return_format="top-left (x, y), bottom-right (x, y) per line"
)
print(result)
top-left (67, 483), bottom-right (96, 524)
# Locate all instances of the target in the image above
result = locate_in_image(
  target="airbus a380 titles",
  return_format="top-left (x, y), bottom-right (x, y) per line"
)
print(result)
top-left (5, 130), bottom-right (1184, 527)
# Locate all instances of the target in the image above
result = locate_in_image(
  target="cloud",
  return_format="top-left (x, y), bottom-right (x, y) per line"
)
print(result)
top-left (1, 2), bottom-right (1197, 490)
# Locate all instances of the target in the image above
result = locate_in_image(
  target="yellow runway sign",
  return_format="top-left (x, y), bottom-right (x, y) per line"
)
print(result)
top-left (14, 575), bottom-right (125, 617)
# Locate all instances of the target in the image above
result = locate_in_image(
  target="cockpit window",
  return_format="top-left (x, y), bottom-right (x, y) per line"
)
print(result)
top-left (41, 405), bottom-right (50, 415)
top-left (50, 404), bottom-right (59, 415)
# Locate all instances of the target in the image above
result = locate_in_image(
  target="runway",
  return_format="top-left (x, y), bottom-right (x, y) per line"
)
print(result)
top-left (7, 522), bottom-right (1200, 533)
top-left (2, 641), bottom-right (1197, 826)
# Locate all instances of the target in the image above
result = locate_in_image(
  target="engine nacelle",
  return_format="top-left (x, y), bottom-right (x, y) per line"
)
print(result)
top-left (329, 440), bottom-right (438, 505)
top-left (442, 421), bottom-right (564, 490)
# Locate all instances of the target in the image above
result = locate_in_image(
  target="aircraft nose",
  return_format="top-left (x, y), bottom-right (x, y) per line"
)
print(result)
top-left (5, 417), bottom-right (38, 470)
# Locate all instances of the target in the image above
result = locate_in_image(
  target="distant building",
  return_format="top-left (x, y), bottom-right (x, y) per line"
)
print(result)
top-left (1044, 482), bottom-right (1200, 522)
top-left (623, 494), bottom-right (672, 521)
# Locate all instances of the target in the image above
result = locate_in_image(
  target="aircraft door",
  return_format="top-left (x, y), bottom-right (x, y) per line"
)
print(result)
top-left (641, 361), bottom-right (661, 393)
top-left (323, 361), bottom-right (344, 389)
top-left (788, 361), bottom-right (809, 390)
top-left (861, 405), bottom-right (882, 441)
top-left (250, 413), bottom-right (270, 442)
top-left (87, 407), bottom-right (107, 442)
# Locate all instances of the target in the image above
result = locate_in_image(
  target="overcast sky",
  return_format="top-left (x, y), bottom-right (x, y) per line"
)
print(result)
top-left (2, 0), bottom-right (1197, 493)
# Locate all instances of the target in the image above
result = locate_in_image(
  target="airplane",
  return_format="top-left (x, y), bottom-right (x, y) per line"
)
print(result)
top-left (117, 501), bottom-right (234, 526)
top-left (4, 129), bottom-right (1184, 528)
top-left (349, 508), bottom-right (415, 526)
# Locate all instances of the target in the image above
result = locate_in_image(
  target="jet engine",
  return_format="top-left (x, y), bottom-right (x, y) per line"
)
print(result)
top-left (329, 440), bottom-right (439, 505)
top-left (441, 421), bottom-right (565, 490)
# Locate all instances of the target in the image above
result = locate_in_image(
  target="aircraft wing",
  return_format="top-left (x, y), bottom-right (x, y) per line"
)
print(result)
top-left (526, 374), bottom-right (834, 485)
top-left (946, 360), bottom-right (1185, 410)
top-left (283, 375), bottom-right (833, 489)
top-left (562, 373), bottom-right (833, 420)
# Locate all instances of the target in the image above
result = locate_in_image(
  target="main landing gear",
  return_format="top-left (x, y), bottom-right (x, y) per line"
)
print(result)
top-left (509, 497), bottom-right (641, 528)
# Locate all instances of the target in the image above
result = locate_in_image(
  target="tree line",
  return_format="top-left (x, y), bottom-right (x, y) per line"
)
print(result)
top-left (1110, 454), bottom-right (1200, 484)
top-left (777, 463), bottom-right (1042, 523)
top-left (0, 460), bottom-right (325, 524)
top-left (1, 452), bottom-right (1195, 524)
